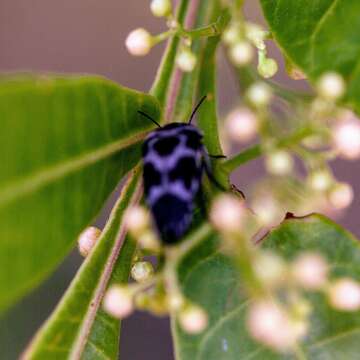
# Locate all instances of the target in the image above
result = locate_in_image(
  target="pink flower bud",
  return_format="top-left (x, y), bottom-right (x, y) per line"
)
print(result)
top-left (179, 305), bottom-right (208, 334)
top-left (125, 28), bottom-right (153, 56)
top-left (210, 194), bottom-right (246, 233)
top-left (78, 226), bottom-right (101, 257)
top-left (103, 285), bottom-right (134, 319)
top-left (125, 206), bottom-right (150, 237)
top-left (332, 119), bottom-right (360, 159)
top-left (225, 107), bottom-right (258, 143)
top-left (247, 300), bottom-right (296, 351)
top-left (292, 252), bottom-right (329, 290)
top-left (328, 182), bottom-right (354, 209)
top-left (328, 278), bottom-right (360, 311)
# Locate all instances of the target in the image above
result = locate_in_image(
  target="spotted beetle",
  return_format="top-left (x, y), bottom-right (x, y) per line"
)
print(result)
top-left (139, 96), bottom-right (225, 245)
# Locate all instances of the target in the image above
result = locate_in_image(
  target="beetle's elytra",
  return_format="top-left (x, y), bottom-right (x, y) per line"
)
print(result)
top-left (139, 97), bottom-right (223, 244)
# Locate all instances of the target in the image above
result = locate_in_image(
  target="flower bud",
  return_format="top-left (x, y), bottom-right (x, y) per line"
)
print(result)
top-left (332, 119), bottom-right (360, 159)
top-left (308, 170), bottom-right (333, 192)
top-left (247, 300), bottom-right (296, 351)
top-left (223, 24), bottom-right (239, 45)
top-left (229, 41), bottom-right (254, 66)
top-left (131, 261), bottom-right (154, 283)
top-left (125, 206), bottom-right (150, 237)
top-left (328, 278), bottom-right (360, 311)
top-left (291, 252), bottom-right (328, 290)
top-left (317, 72), bottom-right (345, 101)
top-left (225, 107), bottom-right (258, 143)
top-left (252, 196), bottom-right (282, 227)
top-left (245, 22), bottom-right (266, 50)
top-left (150, 0), bottom-right (172, 17)
top-left (247, 82), bottom-right (272, 107)
top-left (138, 230), bottom-right (161, 251)
top-left (167, 292), bottom-right (185, 312)
top-left (253, 251), bottom-right (287, 288)
top-left (103, 285), bottom-right (134, 319)
top-left (179, 304), bottom-right (208, 334)
top-left (210, 194), bottom-right (246, 233)
top-left (125, 28), bottom-right (153, 56)
top-left (176, 49), bottom-right (197, 72)
top-left (78, 226), bottom-right (101, 257)
top-left (328, 182), bottom-right (354, 210)
top-left (257, 52), bottom-right (278, 79)
top-left (265, 150), bottom-right (294, 176)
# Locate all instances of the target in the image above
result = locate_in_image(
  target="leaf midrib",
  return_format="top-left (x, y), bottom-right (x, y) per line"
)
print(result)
top-left (0, 130), bottom-right (148, 209)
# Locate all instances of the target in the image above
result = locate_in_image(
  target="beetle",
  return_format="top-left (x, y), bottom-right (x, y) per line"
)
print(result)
top-left (138, 96), bottom-right (225, 244)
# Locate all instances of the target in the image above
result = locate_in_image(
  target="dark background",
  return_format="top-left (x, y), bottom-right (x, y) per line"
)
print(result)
top-left (0, 1), bottom-right (359, 359)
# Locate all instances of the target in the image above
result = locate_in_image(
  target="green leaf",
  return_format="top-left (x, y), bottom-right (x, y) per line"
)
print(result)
top-left (173, 215), bottom-right (360, 359)
top-left (23, 170), bottom-right (141, 360)
top-left (0, 74), bottom-right (160, 313)
top-left (260, 0), bottom-right (360, 112)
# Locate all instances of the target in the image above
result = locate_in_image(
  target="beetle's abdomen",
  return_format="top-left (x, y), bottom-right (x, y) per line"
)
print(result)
top-left (142, 124), bottom-right (204, 243)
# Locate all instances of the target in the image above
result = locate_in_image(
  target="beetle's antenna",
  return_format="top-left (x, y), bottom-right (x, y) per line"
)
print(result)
top-left (188, 95), bottom-right (207, 124)
top-left (138, 111), bottom-right (162, 128)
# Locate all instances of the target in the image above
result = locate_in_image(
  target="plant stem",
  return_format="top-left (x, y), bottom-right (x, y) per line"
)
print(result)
top-left (149, 0), bottom-right (190, 111)
top-left (237, 67), bottom-right (312, 103)
top-left (222, 126), bottom-right (314, 174)
top-left (196, 4), bottom-right (227, 155)
top-left (178, 10), bottom-right (230, 39)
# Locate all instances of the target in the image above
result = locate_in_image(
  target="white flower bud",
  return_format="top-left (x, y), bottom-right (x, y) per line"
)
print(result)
top-left (125, 206), bottom-right (150, 237)
top-left (253, 251), bottom-right (287, 287)
top-left (77, 226), bottom-right (101, 257)
top-left (138, 230), bottom-right (161, 251)
top-left (131, 261), bottom-right (154, 283)
top-left (328, 182), bottom-right (354, 210)
top-left (225, 107), bottom-right (258, 143)
top-left (245, 22), bottom-right (266, 50)
top-left (252, 196), bottom-right (282, 227)
top-left (265, 150), bottom-right (294, 176)
top-left (150, 0), bottom-right (172, 17)
top-left (229, 41), bottom-right (254, 66)
top-left (258, 57), bottom-right (278, 79)
top-left (176, 49), bottom-right (197, 72)
top-left (332, 119), bottom-right (360, 159)
top-left (167, 292), bottom-right (185, 312)
top-left (317, 72), bottom-right (345, 100)
top-left (223, 24), bottom-right (239, 45)
top-left (291, 252), bottom-right (329, 290)
top-left (328, 278), bottom-right (360, 311)
top-left (247, 82), bottom-right (272, 107)
top-left (179, 305), bottom-right (208, 334)
top-left (247, 300), bottom-right (296, 351)
top-left (103, 285), bottom-right (134, 319)
top-left (308, 170), bottom-right (333, 192)
top-left (210, 194), bottom-right (246, 233)
top-left (125, 28), bottom-right (153, 56)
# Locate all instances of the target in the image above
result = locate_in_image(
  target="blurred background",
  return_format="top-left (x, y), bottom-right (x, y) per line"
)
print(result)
top-left (0, 1), bottom-right (359, 359)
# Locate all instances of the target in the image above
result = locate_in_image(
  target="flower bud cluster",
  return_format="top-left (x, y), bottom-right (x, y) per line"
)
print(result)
top-left (125, 205), bottom-right (161, 251)
top-left (224, 21), bottom-right (278, 78)
top-left (245, 249), bottom-right (360, 352)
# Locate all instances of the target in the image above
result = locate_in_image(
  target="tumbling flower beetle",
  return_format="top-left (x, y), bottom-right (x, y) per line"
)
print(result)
top-left (139, 97), bottom-right (225, 244)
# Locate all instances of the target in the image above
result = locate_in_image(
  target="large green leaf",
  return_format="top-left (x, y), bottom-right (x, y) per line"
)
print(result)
top-left (260, 0), bottom-right (360, 112)
top-left (173, 215), bottom-right (360, 359)
top-left (23, 170), bottom-right (140, 360)
top-left (0, 75), bottom-right (160, 313)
